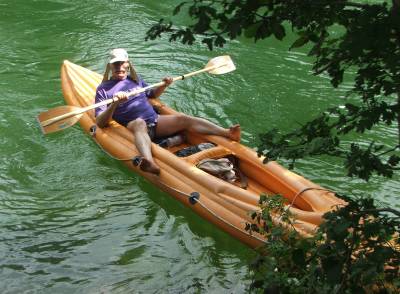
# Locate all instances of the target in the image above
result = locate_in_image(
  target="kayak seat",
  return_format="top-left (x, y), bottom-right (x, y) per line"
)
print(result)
top-left (184, 146), bottom-right (232, 165)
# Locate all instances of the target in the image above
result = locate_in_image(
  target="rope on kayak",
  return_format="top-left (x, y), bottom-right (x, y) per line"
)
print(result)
top-left (288, 187), bottom-right (336, 209)
top-left (156, 179), bottom-right (267, 244)
top-left (281, 187), bottom-right (337, 221)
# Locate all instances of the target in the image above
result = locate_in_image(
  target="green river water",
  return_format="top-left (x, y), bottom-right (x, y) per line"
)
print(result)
top-left (0, 1), bottom-right (398, 293)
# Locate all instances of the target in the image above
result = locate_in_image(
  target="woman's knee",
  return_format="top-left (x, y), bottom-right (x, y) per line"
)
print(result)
top-left (127, 118), bottom-right (147, 132)
top-left (177, 114), bottom-right (196, 127)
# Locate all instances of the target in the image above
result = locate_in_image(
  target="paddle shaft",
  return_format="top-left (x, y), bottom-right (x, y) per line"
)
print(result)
top-left (41, 63), bottom-right (222, 127)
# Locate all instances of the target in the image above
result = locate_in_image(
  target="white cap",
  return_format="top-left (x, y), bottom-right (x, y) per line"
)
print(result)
top-left (109, 48), bottom-right (129, 64)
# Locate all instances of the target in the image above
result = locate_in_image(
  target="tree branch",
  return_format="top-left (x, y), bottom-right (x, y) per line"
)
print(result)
top-left (377, 145), bottom-right (400, 156)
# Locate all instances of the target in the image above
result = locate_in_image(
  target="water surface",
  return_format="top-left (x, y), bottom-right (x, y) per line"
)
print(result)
top-left (0, 1), bottom-right (398, 292)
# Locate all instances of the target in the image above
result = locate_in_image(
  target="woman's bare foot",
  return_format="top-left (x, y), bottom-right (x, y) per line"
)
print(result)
top-left (228, 124), bottom-right (241, 142)
top-left (140, 158), bottom-right (160, 175)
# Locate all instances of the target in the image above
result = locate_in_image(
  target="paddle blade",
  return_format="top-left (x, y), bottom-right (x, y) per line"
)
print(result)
top-left (206, 55), bottom-right (236, 75)
top-left (37, 105), bottom-right (82, 134)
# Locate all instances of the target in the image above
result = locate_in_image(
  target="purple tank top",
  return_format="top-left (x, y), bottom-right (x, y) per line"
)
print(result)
top-left (95, 76), bottom-right (157, 126)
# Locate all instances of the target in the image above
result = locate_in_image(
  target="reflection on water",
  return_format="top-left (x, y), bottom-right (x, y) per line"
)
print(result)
top-left (0, 0), bottom-right (398, 292)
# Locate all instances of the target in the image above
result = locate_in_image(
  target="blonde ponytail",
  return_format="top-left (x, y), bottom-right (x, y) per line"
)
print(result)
top-left (128, 61), bottom-right (138, 82)
top-left (102, 63), bottom-right (111, 82)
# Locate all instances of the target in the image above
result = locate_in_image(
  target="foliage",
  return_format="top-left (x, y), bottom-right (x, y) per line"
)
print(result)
top-left (144, 2), bottom-right (400, 292)
top-left (246, 195), bottom-right (400, 293)
top-left (146, 0), bottom-right (400, 180)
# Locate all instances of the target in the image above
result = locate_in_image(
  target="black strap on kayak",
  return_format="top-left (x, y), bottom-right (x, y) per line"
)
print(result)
top-left (89, 125), bottom-right (97, 137)
top-left (132, 155), bottom-right (142, 167)
top-left (189, 192), bottom-right (200, 205)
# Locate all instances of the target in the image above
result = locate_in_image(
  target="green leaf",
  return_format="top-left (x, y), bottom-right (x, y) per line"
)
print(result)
top-left (173, 2), bottom-right (186, 15)
top-left (388, 155), bottom-right (400, 166)
top-left (322, 257), bottom-right (343, 284)
top-left (201, 38), bottom-right (213, 50)
top-left (292, 249), bottom-right (306, 266)
top-left (244, 23), bottom-right (259, 38)
top-left (214, 35), bottom-right (226, 47)
top-left (255, 21), bottom-right (271, 41)
top-left (272, 21), bottom-right (285, 40)
top-left (332, 219), bottom-right (351, 238)
top-left (290, 35), bottom-right (309, 50)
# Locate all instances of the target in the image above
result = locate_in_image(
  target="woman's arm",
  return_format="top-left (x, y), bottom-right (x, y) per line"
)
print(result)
top-left (96, 92), bottom-right (128, 128)
top-left (150, 77), bottom-right (173, 98)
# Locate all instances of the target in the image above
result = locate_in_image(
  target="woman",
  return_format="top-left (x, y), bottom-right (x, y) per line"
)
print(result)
top-left (95, 48), bottom-right (240, 175)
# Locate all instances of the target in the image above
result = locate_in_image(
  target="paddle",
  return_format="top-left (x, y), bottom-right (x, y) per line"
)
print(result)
top-left (38, 55), bottom-right (236, 134)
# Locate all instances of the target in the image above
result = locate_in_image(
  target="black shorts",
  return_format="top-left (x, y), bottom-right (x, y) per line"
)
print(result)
top-left (118, 119), bottom-right (158, 141)
top-left (147, 122), bottom-right (157, 141)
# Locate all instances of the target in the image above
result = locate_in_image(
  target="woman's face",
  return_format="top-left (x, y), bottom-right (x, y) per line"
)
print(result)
top-left (111, 61), bottom-right (129, 80)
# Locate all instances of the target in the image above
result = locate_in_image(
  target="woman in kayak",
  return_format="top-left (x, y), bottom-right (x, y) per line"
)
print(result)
top-left (95, 48), bottom-right (240, 175)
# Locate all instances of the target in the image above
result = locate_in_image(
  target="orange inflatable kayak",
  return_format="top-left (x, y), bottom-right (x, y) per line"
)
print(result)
top-left (60, 60), bottom-right (346, 248)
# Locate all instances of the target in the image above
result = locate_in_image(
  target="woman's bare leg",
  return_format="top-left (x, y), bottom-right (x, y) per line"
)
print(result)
top-left (127, 119), bottom-right (160, 174)
top-left (155, 114), bottom-right (241, 141)
top-left (125, 115), bottom-right (240, 174)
